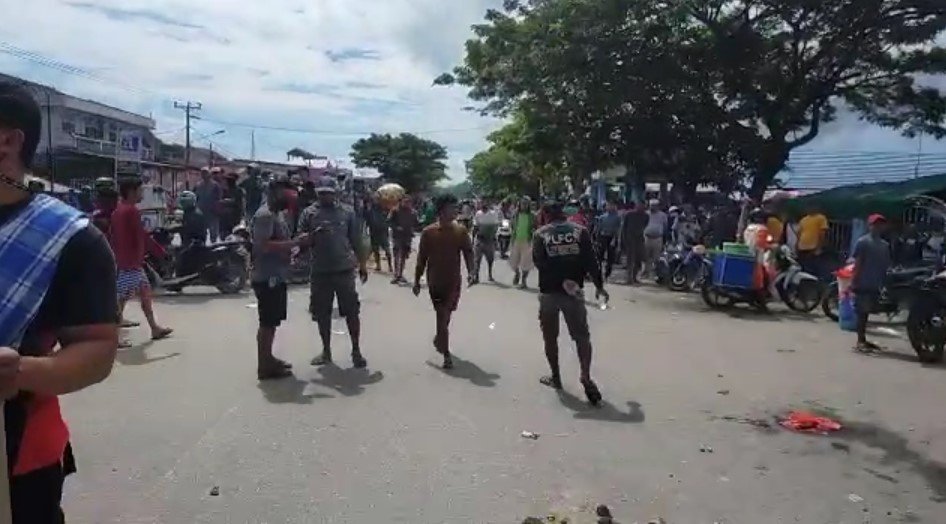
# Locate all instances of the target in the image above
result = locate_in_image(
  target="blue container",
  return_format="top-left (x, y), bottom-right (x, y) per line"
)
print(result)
top-left (839, 294), bottom-right (857, 332)
top-left (711, 253), bottom-right (755, 289)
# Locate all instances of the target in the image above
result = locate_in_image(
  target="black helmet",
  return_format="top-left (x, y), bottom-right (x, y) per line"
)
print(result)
top-left (748, 208), bottom-right (767, 224)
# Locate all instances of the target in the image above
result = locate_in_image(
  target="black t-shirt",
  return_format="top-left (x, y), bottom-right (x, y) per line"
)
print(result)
top-left (0, 197), bottom-right (117, 469)
top-left (533, 221), bottom-right (602, 294)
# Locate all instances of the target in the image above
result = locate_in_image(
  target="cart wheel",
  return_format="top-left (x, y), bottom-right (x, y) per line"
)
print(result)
top-left (701, 282), bottom-right (734, 309)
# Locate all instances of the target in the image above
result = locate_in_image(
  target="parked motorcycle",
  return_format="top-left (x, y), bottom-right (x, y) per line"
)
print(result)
top-left (656, 244), bottom-right (686, 286)
top-left (821, 265), bottom-right (933, 321)
top-left (669, 245), bottom-right (711, 292)
top-left (907, 270), bottom-right (946, 363)
top-left (770, 245), bottom-right (824, 312)
top-left (497, 219), bottom-right (512, 259)
top-left (147, 227), bottom-right (251, 294)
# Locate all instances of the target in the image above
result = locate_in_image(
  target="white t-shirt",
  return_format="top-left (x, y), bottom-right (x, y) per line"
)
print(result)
top-left (474, 209), bottom-right (501, 227)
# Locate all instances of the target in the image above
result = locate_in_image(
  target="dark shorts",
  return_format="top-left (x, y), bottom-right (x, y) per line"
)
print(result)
top-left (538, 293), bottom-right (590, 342)
top-left (310, 270), bottom-right (360, 321)
top-left (429, 282), bottom-right (462, 312)
top-left (854, 290), bottom-right (879, 315)
top-left (11, 445), bottom-right (74, 524)
top-left (252, 281), bottom-right (288, 328)
top-left (369, 231), bottom-right (390, 251)
top-left (393, 235), bottom-right (413, 255)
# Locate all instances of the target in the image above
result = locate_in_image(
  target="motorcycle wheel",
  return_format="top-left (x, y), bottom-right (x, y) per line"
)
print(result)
top-left (216, 255), bottom-right (248, 294)
top-left (785, 280), bottom-right (824, 313)
top-left (907, 295), bottom-right (946, 364)
top-left (668, 267), bottom-right (690, 292)
top-left (822, 282), bottom-right (840, 321)
top-left (701, 282), bottom-right (734, 309)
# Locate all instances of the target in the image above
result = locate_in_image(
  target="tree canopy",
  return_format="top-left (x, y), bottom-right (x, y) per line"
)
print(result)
top-left (439, 0), bottom-right (946, 198)
top-left (349, 133), bottom-right (449, 193)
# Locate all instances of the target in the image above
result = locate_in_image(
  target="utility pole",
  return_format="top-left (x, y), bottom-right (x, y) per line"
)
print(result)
top-left (173, 101), bottom-right (202, 170)
top-left (251, 129), bottom-right (256, 161)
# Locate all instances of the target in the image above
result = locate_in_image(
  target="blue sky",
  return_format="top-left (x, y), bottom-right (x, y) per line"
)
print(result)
top-left (0, 0), bottom-right (943, 183)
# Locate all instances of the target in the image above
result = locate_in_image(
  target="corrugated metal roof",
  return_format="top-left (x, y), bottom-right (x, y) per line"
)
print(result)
top-left (779, 150), bottom-right (946, 190)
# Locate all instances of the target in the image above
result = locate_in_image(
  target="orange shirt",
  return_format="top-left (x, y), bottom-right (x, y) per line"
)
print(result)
top-left (416, 221), bottom-right (473, 290)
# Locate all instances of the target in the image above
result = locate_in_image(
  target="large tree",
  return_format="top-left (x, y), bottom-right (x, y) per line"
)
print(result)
top-left (350, 133), bottom-right (449, 193)
top-left (441, 0), bottom-right (946, 198)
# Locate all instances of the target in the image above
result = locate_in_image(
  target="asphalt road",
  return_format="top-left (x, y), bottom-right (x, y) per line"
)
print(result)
top-left (61, 260), bottom-right (946, 523)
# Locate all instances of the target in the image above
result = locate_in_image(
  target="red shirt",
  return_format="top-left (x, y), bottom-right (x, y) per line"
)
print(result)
top-left (110, 201), bottom-right (146, 270)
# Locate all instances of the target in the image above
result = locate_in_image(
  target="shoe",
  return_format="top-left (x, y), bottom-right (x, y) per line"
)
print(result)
top-left (352, 352), bottom-right (368, 369)
top-left (311, 353), bottom-right (333, 366)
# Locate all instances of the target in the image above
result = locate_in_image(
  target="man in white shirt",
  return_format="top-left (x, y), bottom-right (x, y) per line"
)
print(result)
top-left (471, 200), bottom-right (501, 282)
top-left (642, 200), bottom-right (668, 278)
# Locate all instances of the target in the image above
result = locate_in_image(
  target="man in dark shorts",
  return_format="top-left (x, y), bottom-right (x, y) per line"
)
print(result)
top-left (389, 196), bottom-right (418, 284)
top-left (365, 195), bottom-right (392, 272)
top-left (0, 82), bottom-right (119, 523)
top-left (251, 179), bottom-right (303, 380)
top-left (533, 200), bottom-right (609, 405)
top-left (852, 214), bottom-right (892, 352)
top-left (297, 177), bottom-right (369, 368)
top-left (413, 194), bottom-right (475, 369)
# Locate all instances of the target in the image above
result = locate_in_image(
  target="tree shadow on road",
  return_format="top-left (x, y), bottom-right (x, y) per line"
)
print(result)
top-left (116, 341), bottom-right (181, 367)
top-left (835, 420), bottom-right (946, 502)
top-left (557, 390), bottom-right (645, 424)
top-left (257, 376), bottom-right (333, 404)
top-left (425, 356), bottom-right (500, 387)
top-left (310, 364), bottom-right (384, 397)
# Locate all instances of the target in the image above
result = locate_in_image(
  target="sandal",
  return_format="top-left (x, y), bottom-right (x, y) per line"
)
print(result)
top-left (151, 327), bottom-right (174, 341)
top-left (118, 339), bottom-right (133, 349)
top-left (539, 375), bottom-right (563, 390)
top-left (581, 379), bottom-right (603, 406)
top-left (310, 353), bottom-right (333, 366)
top-left (352, 352), bottom-right (368, 369)
top-left (120, 320), bottom-right (140, 328)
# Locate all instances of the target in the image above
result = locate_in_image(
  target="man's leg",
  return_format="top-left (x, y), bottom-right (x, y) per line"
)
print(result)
top-left (484, 242), bottom-right (496, 281)
top-left (538, 294), bottom-right (562, 389)
top-left (434, 306), bottom-right (454, 368)
top-left (337, 271), bottom-right (366, 367)
top-left (855, 292), bottom-right (879, 350)
top-left (372, 244), bottom-right (382, 270)
top-left (137, 271), bottom-right (172, 340)
top-left (310, 276), bottom-right (335, 365)
top-left (561, 296), bottom-right (601, 405)
top-left (510, 242), bottom-right (522, 285)
top-left (385, 246), bottom-right (393, 272)
top-left (604, 237), bottom-right (616, 278)
top-left (472, 241), bottom-right (484, 283)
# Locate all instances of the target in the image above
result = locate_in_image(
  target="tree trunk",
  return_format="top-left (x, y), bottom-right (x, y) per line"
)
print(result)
top-left (748, 142), bottom-right (791, 201)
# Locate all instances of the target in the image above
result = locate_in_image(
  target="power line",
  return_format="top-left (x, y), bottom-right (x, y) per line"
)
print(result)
top-left (198, 116), bottom-right (495, 137)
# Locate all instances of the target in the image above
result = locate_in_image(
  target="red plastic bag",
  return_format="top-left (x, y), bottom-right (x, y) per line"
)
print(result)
top-left (835, 263), bottom-right (855, 279)
top-left (779, 411), bottom-right (842, 433)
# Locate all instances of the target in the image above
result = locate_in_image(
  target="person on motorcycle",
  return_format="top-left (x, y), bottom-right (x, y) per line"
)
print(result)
top-left (851, 214), bottom-right (892, 352)
top-left (176, 191), bottom-right (208, 277)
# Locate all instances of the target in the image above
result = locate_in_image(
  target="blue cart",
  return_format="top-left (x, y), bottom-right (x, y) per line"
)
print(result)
top-left (701, 252), bottom-right (768, 310)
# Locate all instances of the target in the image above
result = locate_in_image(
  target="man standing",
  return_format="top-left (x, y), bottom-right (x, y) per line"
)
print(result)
top-left (250, 179), bottom-right (304, 380)
top-left (620, 202), bottom-right (647, 284)
top-left (797, 204), bottom-right (830, 277)
top-left (532, 201), bottom-right (608, 406)
top-left (110, 176), bottom-right (173, 344)
top-left (297, 177), bottom-right (369, 368)
top-left (389, 196), bottom-right (418, 284)
top-left (0, 82), bottom-right (119, 523)
top-left (471, 199), bottom-right (501, 283)
top-left (851, 214), bottom-right (892, 352)
top-left (195, 167), bottom-right (222, 243)
top-left (365, 195), bottom-right (393, 272)
top-left (509, 196), bottom-right (536, 288)
top-left (595, 201), bottom-right (622, 279)
top-left (239, 163), bottom-right (264, 221)
top-left (642, 199), bottom-right (668, 279)
top-left (413, 194), bottom-right (475, 369)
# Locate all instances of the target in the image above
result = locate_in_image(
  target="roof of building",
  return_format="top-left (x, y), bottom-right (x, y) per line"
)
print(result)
top-left (779, 150), bottom-right (946, 191)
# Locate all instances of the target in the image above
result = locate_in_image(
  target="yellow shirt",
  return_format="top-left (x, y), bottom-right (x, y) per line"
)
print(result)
top-left (766, 217), bottom-right (784, 244)
top-left (797, 213), bottom-right (828, 251)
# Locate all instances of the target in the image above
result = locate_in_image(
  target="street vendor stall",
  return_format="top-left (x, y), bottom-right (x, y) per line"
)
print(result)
top-left (784, 173), bottom-right (946, 221)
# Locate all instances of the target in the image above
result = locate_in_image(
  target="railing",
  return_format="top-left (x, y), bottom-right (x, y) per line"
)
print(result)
top-left (71, 135), bottom-right (154, 161)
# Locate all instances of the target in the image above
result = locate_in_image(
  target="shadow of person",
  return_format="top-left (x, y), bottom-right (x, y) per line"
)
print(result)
top-left (425, 355), bottom-right (500, 387)
top-left (257, 376), bottom-right (333, 404)
top-left (557, 389), bottom-right (645, 423)
top-left (310, 364), bottom-right (384, 397)
top-left (115, 341), bottom-right (181, 367)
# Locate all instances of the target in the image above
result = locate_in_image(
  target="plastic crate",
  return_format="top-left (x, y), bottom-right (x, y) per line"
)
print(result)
top-left (711, 252), bottom-right (756, 289)
top-left (722, 242), bottom-right (751, 256)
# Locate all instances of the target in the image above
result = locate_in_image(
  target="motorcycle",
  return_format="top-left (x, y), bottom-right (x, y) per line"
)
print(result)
top-left (497, 218), bottom-right (512, 259)
top-left (770, 245), bottom-right (824, 312)
top-left (656, 244), bottom-right (686, 286)
top-left (822, 265), bottom-right (933, 321)
top-left (669, 244), bottom-right (711, 292)
top-left (147, 227), bottom-right (251, 294)
top-left (907, 270), bottom-right (946, 363)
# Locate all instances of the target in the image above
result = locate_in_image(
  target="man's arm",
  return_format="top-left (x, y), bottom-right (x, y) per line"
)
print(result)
top-left (16, 229), bottom-right (118, 396)
top-left (581, 228), bottom-right (605, 290)
top-left (414, 230), bottom-right (429, 284)
top-left (532, 230), bottom-right (548, 271)
top-left (253, 212), bottom-right (296, 253)
top-left (461, 228), bottom-right (474, 276)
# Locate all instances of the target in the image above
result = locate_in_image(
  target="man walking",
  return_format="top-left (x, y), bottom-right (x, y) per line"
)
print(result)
top-left (389, 196), bottom-right (417, 284)
top-left (621, 202), bottom-right (648, 284)
top-left (251, 179), bottom-right (302, 380)
top-left (297, 177), bottom-right (369, 368)
top-left (642, 199), bottom-right (668, 279)
top-left (509, 196), bottom-right (536, 288)
top-left (595, 201), bottom-right (622, 279)
top-left (851, 214), bottom-right (892, 352)
top-left (195, 167), bottom-right (223, 243)
top-left (365, 195), bottom-right (393, 272)
top-left (532, 200), bottom-right (608, 406)
top-left (413, 194), bottom-right (475, 369)
top-left (110, 176), bottom-right (173, 345)
top-left (471, 199), bottom-right (500, 283)
top-left (0, 82), bottom-right (119, 523)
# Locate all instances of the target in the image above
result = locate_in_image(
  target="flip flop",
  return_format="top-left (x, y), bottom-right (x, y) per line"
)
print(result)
top-left (118, 339), bottom-right (133, 349)
top-left (310, 353), bottom-right (333, 366)
top-left (352, 353), bottom-right (368, 369)
top-left (581, 379), bottom-right (603, 406)
top-left (120, 320), bottom-right (141, 328)
top-left (539, 375), bottom-right (563, 390)
top-left (151, 328), bottom-right (174, 341)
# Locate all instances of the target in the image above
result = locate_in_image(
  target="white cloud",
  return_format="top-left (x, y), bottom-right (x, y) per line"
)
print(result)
top-left (0, 0), bottom-right (504, 179)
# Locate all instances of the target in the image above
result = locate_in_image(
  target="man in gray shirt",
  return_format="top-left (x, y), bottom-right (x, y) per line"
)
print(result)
top-left (852, 214), bottom-right (892, 352)
top-left (297, 177), bottom-right (369, 368)
top-left (251, 179), bottom-right (303, 380)
top-left (195, 168), bottom-right (223, 242)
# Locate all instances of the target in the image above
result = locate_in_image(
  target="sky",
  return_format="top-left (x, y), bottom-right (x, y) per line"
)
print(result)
top-left (0, 0), bottom-right (943, 184)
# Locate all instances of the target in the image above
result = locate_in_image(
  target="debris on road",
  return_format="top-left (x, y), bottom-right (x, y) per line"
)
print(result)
top-left (245, 303), bottom-right (258, 309)
top-left (699, 444), bottom-right (714, 453)
top-left (830, 442), bottom-right (851, 453)
top-left (717, 389), bottom-right (730, 396)
top-left (776, 348), bottom-right (797, 353)
top-left (488, 322), bottom-right (496, 330)
top-left (779, 411), bottom-right (842, 434)
top-left (521, 518), bottom-right (544, 524)
top-left (520, 431), bottom-right (540, 440)
top-left (209, 486), bottom-right (220, 497)
top-left (595, 504), bottom-right (613, 523)
top-left (848, 493), bottom-right (864, 503)
top-left (648, 518), bottom-right (667, 524)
